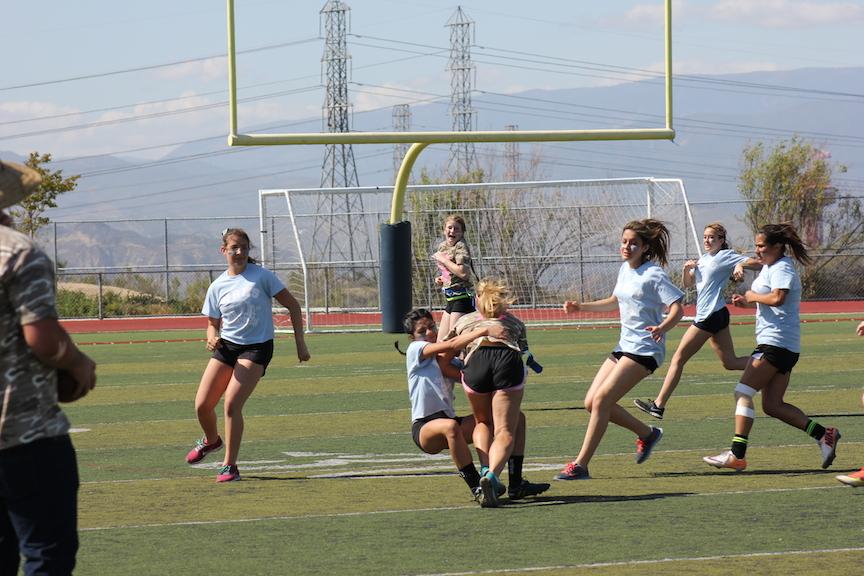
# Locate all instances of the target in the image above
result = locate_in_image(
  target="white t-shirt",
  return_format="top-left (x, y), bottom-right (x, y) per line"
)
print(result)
top-left (202, 263), bottom-right (285, 345)
top-left (406, 340), bottom-right (456, 422)
top-left (613, 261), bottom-right (685, 366)
top-left (694, 249), bottom-right (747, 322)
top-left (751, 256), bottom-right (801, 352)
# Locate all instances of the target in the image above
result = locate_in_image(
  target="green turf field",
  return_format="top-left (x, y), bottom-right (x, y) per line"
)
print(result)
top-left (65, 319), bottom-right (863, 575)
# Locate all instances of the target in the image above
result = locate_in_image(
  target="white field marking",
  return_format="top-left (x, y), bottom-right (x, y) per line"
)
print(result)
top-left (79, 484), bottom-right (850, 533)
top-left (406, 546), bottom-right (864, 576)
top-left (68, 428), bottom-right (91, 433)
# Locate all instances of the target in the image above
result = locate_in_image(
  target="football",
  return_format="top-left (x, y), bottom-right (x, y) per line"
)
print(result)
top-left (57, 369), bottom-right (80, 403)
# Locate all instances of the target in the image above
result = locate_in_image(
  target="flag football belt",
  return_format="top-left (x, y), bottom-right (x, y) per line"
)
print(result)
top-left (444, 287), bottom-right (472, 302)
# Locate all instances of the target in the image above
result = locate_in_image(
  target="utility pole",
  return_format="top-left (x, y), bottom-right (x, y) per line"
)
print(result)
top-left (392, 104), bottom-right (411, 181)
top-left (446, 6), bottom-right (478, 181)
top-left (504, 124), bottom-right (520, 181)
top-left (314, 0), bottom-right (370, 281)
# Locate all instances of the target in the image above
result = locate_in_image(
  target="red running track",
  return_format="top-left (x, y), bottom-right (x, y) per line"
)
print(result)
top-left (61, 301), bottom-right (864, 334)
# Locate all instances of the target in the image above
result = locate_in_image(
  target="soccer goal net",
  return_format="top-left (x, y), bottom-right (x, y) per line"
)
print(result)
top-left (259, 178), bottom-right (699, 332)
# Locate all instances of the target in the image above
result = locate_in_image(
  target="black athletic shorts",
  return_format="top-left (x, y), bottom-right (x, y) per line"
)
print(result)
top-left (751, 344), bottom-right (799, 375)
top-left (411, 411), bottom-right (463, 451)
top-left (213, 339), bottom-right (274, 376)
top-left (463, 346), bottom-right (525, 394)
top-left (611, 350), bottom-right (658, 374)
top-left (445, 296), bottom-right (476, 314)
top-left (693, 306), bottom-right (731, 334)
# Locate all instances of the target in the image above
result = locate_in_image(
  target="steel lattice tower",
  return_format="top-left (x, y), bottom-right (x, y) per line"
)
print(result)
top-left (503, 124), bottom-right (520, 181)
top-left (392, 104), bottom-right (411, 180)
top-left (446, 7), bottom-right (478, 180)
top-left (313, 0), bottom-right (370, 272)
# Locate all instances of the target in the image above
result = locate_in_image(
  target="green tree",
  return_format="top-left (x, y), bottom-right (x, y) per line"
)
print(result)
top-left (9, 152), bottom-right (80, 237)
top-left (739, 136), bottom-right (864, 296)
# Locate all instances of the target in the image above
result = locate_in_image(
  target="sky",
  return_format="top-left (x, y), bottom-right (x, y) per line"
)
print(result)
top-left (2, 0), bottom-right (863, 164)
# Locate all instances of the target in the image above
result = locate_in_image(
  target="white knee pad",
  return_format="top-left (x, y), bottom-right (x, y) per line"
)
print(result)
top-left (734, 383), bottom-right (758, 398)
top-left (734, 382), bottom-right (757, 419)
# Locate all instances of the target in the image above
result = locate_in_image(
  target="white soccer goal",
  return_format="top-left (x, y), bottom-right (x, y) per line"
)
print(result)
top-left (259, 178), bottom-right (700, 333)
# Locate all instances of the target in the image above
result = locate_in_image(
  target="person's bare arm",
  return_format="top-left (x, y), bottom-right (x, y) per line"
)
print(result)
top-left (22, 318), bottom-right (96, 401)
top-left (275, 288), bottom-right (311, 362)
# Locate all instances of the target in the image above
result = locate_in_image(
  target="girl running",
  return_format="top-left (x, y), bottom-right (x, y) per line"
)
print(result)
top-left (556, 219), bottom-right (684, 481)
top-left (433, 215), bottom-right (475, 342)
top-left (634, 222), bottom-right (750, 419)
top-left (185, 228), bottom-right (310, 482)
top-left (703, 223), bottom-right (839, 472)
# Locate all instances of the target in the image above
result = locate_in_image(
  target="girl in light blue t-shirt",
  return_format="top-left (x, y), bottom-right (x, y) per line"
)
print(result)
top-left (555, 219), bottom-right (684, 481)
top-left (704, 223), bottom-right (839, 472)
top-left (635, 222), bottom-right (751, 420)
top-left (184, 228), bottom-right (310, 483)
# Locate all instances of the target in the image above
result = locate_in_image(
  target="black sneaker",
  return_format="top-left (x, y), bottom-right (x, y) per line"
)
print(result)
top-left (508, 478), bottom-right (551, 500)
top-left (635, 426), bottom-right (663, 464)
top-left (633, 398), bottom-right (665, 420)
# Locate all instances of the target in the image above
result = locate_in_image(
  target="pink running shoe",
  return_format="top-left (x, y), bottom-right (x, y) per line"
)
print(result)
top-left (185, 436), bottom-right (223, 464)
top-left (217, 464), bottom-right (240, 483)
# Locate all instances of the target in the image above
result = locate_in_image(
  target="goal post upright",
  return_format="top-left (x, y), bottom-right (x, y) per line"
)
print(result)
top-left (227, 0), bottom-right (675, 332)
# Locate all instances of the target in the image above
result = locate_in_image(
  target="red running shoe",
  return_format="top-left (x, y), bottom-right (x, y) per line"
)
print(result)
top-left (185, 436), bottom-right (223, 464)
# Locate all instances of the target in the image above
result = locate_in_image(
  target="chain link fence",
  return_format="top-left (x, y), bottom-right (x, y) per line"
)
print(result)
top-left (30, 199), bottom-right (864, 320)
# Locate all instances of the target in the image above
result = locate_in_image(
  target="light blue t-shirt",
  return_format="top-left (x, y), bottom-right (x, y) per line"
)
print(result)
top-left (613, 261), bottom-right (685, 366)
top-left (202, 263), bottom-right (286, 345)
top-left (751, 256), bottom-right (801, 352)
top-left (406, 340), bottom-right (456, 422)
top-left (694, 249), bottom-right (747, 322)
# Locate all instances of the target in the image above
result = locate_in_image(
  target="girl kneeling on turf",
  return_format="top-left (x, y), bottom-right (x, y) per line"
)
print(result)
top-left (185, 228), bottom-right (310, 482)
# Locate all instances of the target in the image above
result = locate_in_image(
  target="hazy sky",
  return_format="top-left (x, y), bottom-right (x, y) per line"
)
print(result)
top-left (2, 0), bottom-right (863, 161)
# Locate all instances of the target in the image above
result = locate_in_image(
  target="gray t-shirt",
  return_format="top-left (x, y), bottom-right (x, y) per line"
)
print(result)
top-left (0, 226), bottom-right (70, 450)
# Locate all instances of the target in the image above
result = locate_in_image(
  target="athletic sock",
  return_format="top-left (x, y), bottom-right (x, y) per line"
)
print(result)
top-left (731, 434), bottom-right (748, 459)
top-left (508, 454), bottom-right (524, 487)
top-left (459, 464), bottom-right (481, 490)
top-left (805, 419), bottom-right (826, 440)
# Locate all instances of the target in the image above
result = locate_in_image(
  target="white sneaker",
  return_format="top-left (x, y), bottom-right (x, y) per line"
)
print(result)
top-left (703, 450), bottom-right (747, 471)
top-left (818, 427), bottom-right (840, 469)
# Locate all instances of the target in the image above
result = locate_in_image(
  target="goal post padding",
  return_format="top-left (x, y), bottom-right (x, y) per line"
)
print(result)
top-left (379, 221), bottom-right (412, 333)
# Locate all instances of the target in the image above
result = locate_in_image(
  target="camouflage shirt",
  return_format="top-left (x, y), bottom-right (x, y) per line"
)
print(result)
top-left (435, 239), bottom-right (473, 293)
top-left (451, 310), bottom-right (528, 364)
top-left (0, 226), bottom-right (69, 450)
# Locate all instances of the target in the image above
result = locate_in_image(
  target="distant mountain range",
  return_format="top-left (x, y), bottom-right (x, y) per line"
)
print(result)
top-left (4, 66), bottom-right (862, 266)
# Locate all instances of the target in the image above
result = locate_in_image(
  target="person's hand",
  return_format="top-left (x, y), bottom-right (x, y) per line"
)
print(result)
top-left (731, 263), bottom-right (745, 282)
top-left (731, 293), bottom-right (749, 307)
top-left (206, 335), bottom-right (221, 351)
top-left (646, 325), bottom-right (664, 342)
top-left (486, 323), bottom-right (508, 341)
top-left (434, 276), bottom-right (444, 286)
top-left (563, 300), bottom-right (580, 313)
top-left (683, 259), bottom-right (697, 271)
top-left (68, 353), bottom-right (97, 401)
top-left (857, 321), bottom-right (864, 336)
top-left (432, 252), bottom-right (449, 264)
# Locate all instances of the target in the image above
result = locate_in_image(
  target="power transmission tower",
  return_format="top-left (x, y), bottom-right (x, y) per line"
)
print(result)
top-left (392, 104), bottom-right (411, 180)
top-left (313, 0), bottom-right (371, 279)
top-left (503, 124), bottom-right (520, 181)
top-left (446, 6), bottom-right (478, 180)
